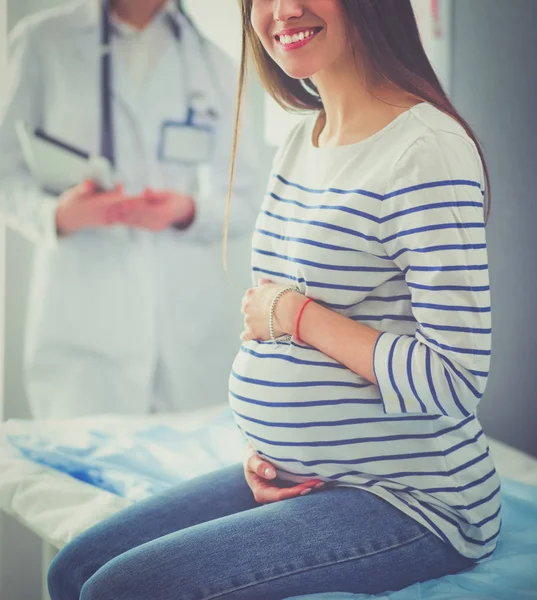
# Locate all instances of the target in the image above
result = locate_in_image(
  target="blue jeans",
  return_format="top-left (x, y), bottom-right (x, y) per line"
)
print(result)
top-left (48, 464), bottom-right (474, 600)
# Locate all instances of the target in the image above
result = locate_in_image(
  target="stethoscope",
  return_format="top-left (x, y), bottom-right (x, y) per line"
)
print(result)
top-left (99, 0), bottom-right (218, 168)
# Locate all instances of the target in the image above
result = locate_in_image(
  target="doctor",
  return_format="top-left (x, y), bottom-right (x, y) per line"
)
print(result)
top-left (0, 0), bottom-right (262, 418)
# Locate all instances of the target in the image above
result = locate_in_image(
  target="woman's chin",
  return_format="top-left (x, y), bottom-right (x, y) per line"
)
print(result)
top-left (280, 64), bottom-right (319, 81)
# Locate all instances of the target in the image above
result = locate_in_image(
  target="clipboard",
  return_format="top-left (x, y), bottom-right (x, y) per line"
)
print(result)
top-left (15, 121), bottom-right (116, 195)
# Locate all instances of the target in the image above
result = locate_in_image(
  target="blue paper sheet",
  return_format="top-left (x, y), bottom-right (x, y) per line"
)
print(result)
top-left (7, 409), bottom-right (244, 501)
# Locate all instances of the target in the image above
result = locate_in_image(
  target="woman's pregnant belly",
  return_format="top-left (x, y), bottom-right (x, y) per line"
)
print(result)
top-left (229, 340), bottom-right (501, 554)
top-left (229, 340), bottom-right (453, 487)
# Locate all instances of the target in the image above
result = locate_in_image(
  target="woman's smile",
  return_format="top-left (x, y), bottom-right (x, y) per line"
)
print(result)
top-left (274, 26), bottom-right (323, 52)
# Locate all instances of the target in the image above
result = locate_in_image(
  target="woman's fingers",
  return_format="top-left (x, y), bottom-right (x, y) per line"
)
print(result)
top-left (248, 474), bottom-right (323, 504)
top-left (246, 451), bottom-right (277, 480)
top-left (244, 444), bottom-right (325, 504)
top-left (106, 200), bottom-right (139, 224)
top-left (80, 179), bottom-right (97, 195)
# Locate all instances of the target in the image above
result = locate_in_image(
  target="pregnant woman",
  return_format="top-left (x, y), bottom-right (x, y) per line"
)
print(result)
top-left (48, 1), bottom-right (499, 598)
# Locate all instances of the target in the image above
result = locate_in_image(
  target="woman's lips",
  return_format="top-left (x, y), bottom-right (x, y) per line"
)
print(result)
top-left (275, 27), bottom-right (323, 52)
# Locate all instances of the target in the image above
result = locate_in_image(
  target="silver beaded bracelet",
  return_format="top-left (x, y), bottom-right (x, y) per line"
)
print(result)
top-left (269, 285), bottom-right (300, 345)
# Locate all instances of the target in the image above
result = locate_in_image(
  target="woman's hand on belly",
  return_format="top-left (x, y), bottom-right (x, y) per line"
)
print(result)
top-left (244, 444), bottom-right (323, 504)
top-left (240, 279), bottom-right (305, 342)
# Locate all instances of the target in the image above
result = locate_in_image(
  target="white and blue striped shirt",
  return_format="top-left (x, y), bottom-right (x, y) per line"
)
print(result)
top-left (229, 103), bottom-right (500, 560)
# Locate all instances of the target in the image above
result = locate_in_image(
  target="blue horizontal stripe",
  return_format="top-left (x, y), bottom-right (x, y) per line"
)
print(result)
top-left (423, 501), bottom-right (500, 543)
top-left (390, 243), bottom-right (487, 262)
top-left (253, 247), bottom-right (399, 273)
top-left (251, 268), bottom-right (385, 294)
top-left (322, 295), bottom-right (411, 310)
top-left (274, 465), bottom-right (322, 479)
top-left (274, 173), bottom-right (384, 200)
top-left (451, 484), bottom-right (501, 511)
top-left (275, 174), bottom-right (482, 204)
top-left (422, 502), bottom-right (500, 546)
top-left (257, 427), bottom-right (482, 467)
top-left (256, 228), bottom-right (360, 254)
top-left (253, 340), bottom-right (319, 352)
top-left (408, 282), bottom-right (490, 292)
top-left (469, 369), bottom-right (489, 377)
top-left (232, 408), bottom-right (440, 429)
top-left (413, 302), bottom-right (491, 313)
top-left (393, 492), bottom-right (499, 554)
top-left (421, 323), bottom-right (491, 334)
top-left (308, 281), bottom-right (383, 292)
top-left (326, 478), bottom-right (501, 560)
top-left (252, 267), bottom-right (298, 282)
top-left (268, 192), bottom-right (379, 222)
top-left (384, 179), bottom-right (482, 200)
top-left (421, 468), bottom-right (497, 495)
top-left (326, 449), bottom-right (490, 485)
top-left (264, 210), bottom-right (380, 243)
top-left (364, 294), bottom-right (411, 303)
top-left (322, 474), bottom-right (499, 540)
top-left (239, 346), bottom-right (347, 369)
top-left (381, 201), bottom-right (483, 223)
top-left (231, 370), bottom-right (365, 389)
top-left (251, 274), bottom-right (382, 293)
top-left (420, 501), bottom-right (500, 530)
top-left (475, 547), bottom-right (499, 562)
top-left (229, 390), bottom-right (379, 409)
top-left (363, 450), bottom-right (490, 482)
top-left (241, 414), bottom-right (475, 448)
top-left (409, 264), bottom-right (488, 272)
top-left (382, 222), bottom-right (484, 244)
top-left (272, 451), bottom-right (490, 492)
top-left (473, 505), bottom-right (502, 529)
top-left (351, 314), bottom-right (416, 323)
top-left (418, 331), bottom-right (491, 356)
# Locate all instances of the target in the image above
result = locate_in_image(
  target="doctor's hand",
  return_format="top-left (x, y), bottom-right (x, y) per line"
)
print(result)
top-left (114, 189), bottom-right (196, 232)
top-left (55, 180), bottom-right (138, 236)
top-left (244, 444), bottom-right (324, 504)
top-left (240, 279), bottom-right (305, 342)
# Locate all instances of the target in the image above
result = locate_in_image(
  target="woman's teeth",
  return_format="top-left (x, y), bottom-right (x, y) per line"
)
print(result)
top-left (279, 29), bottom-right (317, 45)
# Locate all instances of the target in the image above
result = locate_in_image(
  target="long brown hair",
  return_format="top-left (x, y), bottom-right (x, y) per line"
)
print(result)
top-left (224, 0), bottom-right (490, 267)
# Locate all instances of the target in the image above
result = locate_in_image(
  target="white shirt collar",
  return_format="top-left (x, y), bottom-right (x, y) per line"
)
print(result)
top-left (111, 1), bottom-right (179, 37)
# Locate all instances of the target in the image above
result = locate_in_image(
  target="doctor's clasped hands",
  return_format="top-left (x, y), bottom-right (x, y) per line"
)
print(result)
top-left (55, 179), bottom-right (195, 235)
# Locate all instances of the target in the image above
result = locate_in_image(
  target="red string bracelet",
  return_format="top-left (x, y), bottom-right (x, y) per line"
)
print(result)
top-left (295, 298), bottom-right (314, 343)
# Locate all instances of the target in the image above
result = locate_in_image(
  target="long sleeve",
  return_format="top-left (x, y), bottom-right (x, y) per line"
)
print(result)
top-left (373, 132), bottom-right (491, 418)
top-left (181, 42), bottom-right (263, 245)
top-left (0, 22), bottom-right (59, 247)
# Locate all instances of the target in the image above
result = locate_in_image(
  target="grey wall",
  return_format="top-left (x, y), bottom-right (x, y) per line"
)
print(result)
top-left (451, 0), bottom-right (537, 456)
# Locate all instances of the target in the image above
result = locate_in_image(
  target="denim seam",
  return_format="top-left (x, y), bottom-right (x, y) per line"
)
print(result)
top-left (201, 530), bottom-right (431, 600)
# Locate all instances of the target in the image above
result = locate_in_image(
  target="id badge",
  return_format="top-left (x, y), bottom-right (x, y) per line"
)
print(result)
top-left (159, 110), bottom-right (214, 165)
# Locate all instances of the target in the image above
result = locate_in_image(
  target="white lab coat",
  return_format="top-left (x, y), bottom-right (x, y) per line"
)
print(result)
top-left (0, 0), bottom-right (263, 418)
